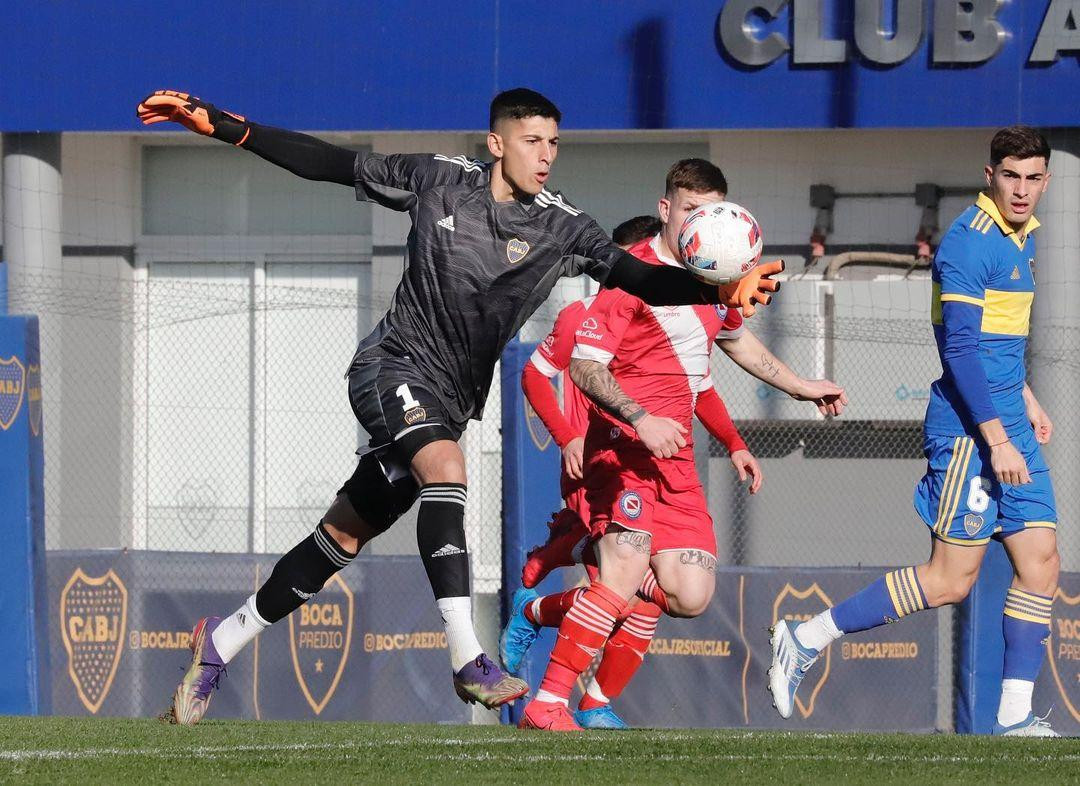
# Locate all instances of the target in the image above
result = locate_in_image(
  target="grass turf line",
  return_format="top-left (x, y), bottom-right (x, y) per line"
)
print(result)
top-left (0, 717), bottom-right (1076, 784)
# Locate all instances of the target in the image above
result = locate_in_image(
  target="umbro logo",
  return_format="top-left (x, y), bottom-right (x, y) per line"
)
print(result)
top-left (437, 215), bottom-right (455, 232)
top-left (431, 543), bottom-right (465, 558)
top-left (1010, 265), bottom-right (1021, 280)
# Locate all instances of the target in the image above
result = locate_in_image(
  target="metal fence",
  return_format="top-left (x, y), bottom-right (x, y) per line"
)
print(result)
top-left (6, 130), bottom-right (1080, 720)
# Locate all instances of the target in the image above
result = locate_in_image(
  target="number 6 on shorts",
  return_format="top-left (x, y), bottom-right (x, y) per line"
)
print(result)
top-left (966, 477), bottom-right (991, 513)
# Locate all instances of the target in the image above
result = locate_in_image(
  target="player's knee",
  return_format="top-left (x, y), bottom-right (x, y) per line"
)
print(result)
top-left (411, 445), bottom-right (466, 485)
top-left (1018, 547), bottom-right (1060, 597)
top-left (322, 496), bottom-right (380, 554)
top-left (926, 573), bottom-right (977, 606)
top-left (665, 584), bottom-right (714, 618)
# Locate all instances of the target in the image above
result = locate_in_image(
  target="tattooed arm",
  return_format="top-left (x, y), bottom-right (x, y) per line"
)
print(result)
top-left (569, 358), bottom-right (687, 459)
top-left (716, 327), bottom-right (848, 416)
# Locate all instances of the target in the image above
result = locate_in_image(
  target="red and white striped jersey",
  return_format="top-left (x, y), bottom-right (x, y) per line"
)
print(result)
top-left (571, 234), bottom-right (743, 451)
top-left (527, 297), bottom-right (595, 436)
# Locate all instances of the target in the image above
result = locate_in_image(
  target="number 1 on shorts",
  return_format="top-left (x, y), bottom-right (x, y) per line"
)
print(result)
top-left (396, 383), bottom-right (421, 411)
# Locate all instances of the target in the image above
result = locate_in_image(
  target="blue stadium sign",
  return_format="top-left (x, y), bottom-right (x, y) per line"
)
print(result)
top-left (2, 2), bottom-right (1078, 131)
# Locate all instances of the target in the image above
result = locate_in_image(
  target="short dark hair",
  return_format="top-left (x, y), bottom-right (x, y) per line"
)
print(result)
top-left (665, 158), bottom-right (728, 198)
top-left (990, 125), bottom-right (1050, 166)
top-left (489, 88), bottom-right (561, 131)
top-left (612, 215), bottom-right (663, 246)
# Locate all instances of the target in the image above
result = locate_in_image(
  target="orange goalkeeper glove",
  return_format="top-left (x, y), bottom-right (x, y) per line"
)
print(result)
top-left (719, 259), bottom-right (784, 317)
top-left (136, 90), bottom-right (251, 145)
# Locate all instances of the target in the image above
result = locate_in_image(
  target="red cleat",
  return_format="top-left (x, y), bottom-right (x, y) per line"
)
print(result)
top-left (518, 699), bottom-right (583, 731)
top-left (522, 508), bottom-right (589, 588)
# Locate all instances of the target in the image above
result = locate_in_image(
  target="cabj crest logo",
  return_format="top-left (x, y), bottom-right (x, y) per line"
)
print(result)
top-left (175, 480), bottom-right (219, 541)
top-left (60, 568), bottom-right (128, 714)
top-left (0, 355), bottom-right (27, 431)
top-left (288, 573), bottom-right (354, 715)
top-left (506, 238), bottom-right (530, 264)
top-left (772, 583), bottom-right (833, 718)
top-left (1046, 587), bottom-right (1080, 724)
top-left (27, 363), bottom-right (42, 437)
top-left (524, 398), bottom-right (552, 451)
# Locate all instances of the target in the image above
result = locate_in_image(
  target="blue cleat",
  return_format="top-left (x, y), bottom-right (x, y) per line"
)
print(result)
top-left (575, 704), bottom-right (629, 729)
top-left (993, 711), bottom-right (1060, 737)
top-left (767, 620), bottom-right (820, 720)
top-left (500, 587), bottom-right (540, 674)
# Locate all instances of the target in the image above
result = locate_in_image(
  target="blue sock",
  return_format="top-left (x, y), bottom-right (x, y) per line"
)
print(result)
top-left (831, 567), bottom-right (928, 634)
top-left (1002, 587), bottom-right (1052, 681)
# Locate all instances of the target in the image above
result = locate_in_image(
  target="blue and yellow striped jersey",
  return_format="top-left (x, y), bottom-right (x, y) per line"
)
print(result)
top-left (925, 193), bottom-right (1039, 438)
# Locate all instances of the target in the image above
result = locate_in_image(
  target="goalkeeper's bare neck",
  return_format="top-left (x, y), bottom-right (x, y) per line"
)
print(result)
top-left (485, 87), bottom-right (561, 204)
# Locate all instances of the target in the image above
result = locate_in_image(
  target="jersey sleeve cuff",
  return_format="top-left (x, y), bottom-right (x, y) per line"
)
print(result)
top-left (570, 344), bottom-right (614, 365)
top-left (528, 350), bottom-right (562, 379)
top-left (940, 293), bottom-right (985, 307)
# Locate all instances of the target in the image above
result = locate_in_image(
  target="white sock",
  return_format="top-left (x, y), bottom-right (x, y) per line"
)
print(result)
top-left (585, 679), bottom-right (610, 705)
top-left (210, 594), bottom-right (269, 663)
top-left (437, 596), bottom-right (484, 672)
top-left (794, 610), bottom-right (843, 652)
top-left (997, 678), bottom-right (1035, 727)
top-left (535, 689), bottom-right (569, 706)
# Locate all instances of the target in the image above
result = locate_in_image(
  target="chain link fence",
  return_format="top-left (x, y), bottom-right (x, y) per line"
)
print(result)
top-left (5, 128), bottom-right (1079, 720)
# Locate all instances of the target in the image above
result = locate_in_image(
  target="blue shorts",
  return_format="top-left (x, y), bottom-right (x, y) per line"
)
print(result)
top-left (914, 429), bottom-right (1057, 546)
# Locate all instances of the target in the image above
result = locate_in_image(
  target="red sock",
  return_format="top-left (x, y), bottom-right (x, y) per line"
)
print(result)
top-left (637, 569), bottom-right (669, 614)
top-left (580, 601), bottom-right (661, 710)
top-left (524, 587), bottom-right (585, 627)
top-left (538, 582), bottom-right (628, 701)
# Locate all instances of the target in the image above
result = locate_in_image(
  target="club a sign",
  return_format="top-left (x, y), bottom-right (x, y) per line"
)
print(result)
top-left (718, 1), bottom-right (1080, 67)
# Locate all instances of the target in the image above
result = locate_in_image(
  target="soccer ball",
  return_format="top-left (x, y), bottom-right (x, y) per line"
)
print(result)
top-left (677, 201), bottom-right (764, 286)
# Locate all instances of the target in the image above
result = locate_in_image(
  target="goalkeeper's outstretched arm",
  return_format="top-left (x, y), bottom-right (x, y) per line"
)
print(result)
top-left (137, 90), bottom-right (356, 186)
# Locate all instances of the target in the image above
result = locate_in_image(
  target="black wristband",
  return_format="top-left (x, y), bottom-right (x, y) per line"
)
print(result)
top-left (211, 116), bottom-right (250, 146)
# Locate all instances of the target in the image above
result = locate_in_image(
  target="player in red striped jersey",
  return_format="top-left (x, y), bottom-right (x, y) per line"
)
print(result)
top-left (505, 159), bottom-right (848, 730)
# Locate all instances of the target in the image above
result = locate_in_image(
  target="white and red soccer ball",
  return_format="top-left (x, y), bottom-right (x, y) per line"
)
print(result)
top-left (677, 201), bottom-right (764, 286)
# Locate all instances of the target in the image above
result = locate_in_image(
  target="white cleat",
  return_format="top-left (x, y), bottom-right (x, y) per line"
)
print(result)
top-left (767, 620), bottom-right (820, 719)
top-left (993, 711), bottom-right (1060, 737)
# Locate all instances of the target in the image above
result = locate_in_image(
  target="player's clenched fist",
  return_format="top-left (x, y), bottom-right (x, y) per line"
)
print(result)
top-left (136, 90), bottom-right (250, 145)
top-left (989, 440), bottom-right (1032, 487)
top-left (720, 259), bottom-right (784, 317)
top-left (634, 414), bottom-right (688, 459)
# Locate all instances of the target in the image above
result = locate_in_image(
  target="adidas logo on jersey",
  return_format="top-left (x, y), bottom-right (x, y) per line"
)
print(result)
top-left (431, 543), bottom-right (465, 558)
top-left (1011, 264), bottom-right (1021, 280)
top-left (437, 215), bottom-right (455, 232)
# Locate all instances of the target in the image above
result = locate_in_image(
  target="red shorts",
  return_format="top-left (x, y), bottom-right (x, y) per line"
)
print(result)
top-left (583, 447), bottom-right (716, 556)
top-left (560, 472), bottom-right (589, 524)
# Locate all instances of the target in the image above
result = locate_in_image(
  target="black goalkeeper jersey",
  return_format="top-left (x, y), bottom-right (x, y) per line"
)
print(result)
top-left (348, 151), bottom-right (624, 428)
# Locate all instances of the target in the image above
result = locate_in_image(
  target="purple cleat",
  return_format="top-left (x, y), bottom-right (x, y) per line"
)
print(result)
top-left (164, 616), bottom-right (227, 726)
top-left (452, 653), bottom-right (529, 709)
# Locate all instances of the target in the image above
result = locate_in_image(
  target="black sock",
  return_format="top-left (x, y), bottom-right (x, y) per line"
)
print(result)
top-left (416, 483), bottom-right (470, 599)
top-left (254, 521), bottom-right (356, 624)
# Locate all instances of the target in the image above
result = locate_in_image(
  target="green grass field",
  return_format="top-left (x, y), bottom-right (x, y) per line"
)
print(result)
top-left (0, 717), bottom-right (1077, 784)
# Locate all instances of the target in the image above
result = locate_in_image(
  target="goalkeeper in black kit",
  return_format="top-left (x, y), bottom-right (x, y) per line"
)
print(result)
top-left (137, 87), bottom-right (783, 724)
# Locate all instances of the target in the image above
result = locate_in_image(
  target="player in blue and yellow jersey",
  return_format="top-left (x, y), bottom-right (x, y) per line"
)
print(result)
top-left (769, 126), bottom-right (1061, 737)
